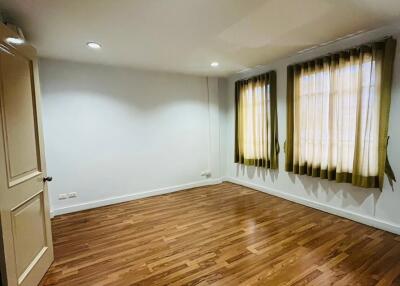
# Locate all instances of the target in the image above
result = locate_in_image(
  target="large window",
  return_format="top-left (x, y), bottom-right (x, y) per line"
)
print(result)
top-left (235, 71), bottom-right (279, 169)
top-left (285, 38), bottom-right (396, 189)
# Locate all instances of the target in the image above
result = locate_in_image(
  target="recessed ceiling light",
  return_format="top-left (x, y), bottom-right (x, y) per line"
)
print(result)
top-left (211, 62), bottom-right (219, 67)
top-left (6, 37), bottom-right (25, 45)
top-left (86, 42), bottom-right (102, 49)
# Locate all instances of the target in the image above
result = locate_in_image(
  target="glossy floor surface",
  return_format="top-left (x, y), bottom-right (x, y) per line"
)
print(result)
top-left (40, 183), bottom-right (400, 285)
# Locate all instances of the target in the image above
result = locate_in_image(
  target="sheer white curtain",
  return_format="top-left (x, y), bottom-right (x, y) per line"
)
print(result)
top-left (240, 81), bottom-right (271, 161)
top-left (292, 52), bottom-right (381, 183)
top-left (286, 39), bottom-right (396, 188)
top-left (235, 72), bottom-right (279, 168)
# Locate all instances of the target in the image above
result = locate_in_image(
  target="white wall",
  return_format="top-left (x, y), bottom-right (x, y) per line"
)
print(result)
top-left (39, 59), bottom-right (222, 215)
top-left (222, 23), bottom-right (400, 234)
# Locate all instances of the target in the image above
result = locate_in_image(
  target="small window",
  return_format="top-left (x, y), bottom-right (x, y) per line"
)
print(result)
top-left (235, 71), bottom-right (279, 169)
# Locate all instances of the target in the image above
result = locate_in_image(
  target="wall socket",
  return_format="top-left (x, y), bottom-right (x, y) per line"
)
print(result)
top-left (68, 192), bottom-right (78, 198)
top-left (58, 192), bottom-right (78, 200)
top-left (201, 170), bottom-right (212, 178)
top-left (58, 194), bottom-right (68, 200)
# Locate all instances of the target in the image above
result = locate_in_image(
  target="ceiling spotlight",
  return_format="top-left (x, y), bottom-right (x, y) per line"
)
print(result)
top-left (6, 37), bottom-right (25, 45)
top-left (211, 62), bottom-right (219, 67)
top-left (86, 42), bottom-right (102, 49)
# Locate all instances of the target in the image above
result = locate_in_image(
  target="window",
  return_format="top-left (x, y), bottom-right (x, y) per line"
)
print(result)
top-left (235, 71), bottom-right (279, 169)
top-left (285, 38), bottom-right (396, 189)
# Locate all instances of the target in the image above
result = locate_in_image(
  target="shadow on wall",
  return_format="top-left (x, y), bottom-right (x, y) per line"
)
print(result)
top-left (235, 164), bottom-right (382, 216)
top-left (295, 175), bottom-right (381, 215)
top-left (236, 164), bottom-right (279, 183)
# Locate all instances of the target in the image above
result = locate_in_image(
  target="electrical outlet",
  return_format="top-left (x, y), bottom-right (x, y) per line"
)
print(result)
top-left (58, 194), bottom-right (68, 200)
top-left (68, 192), bottom-right (78, 198)
top-left (201, 170), bottom-right (212, 178)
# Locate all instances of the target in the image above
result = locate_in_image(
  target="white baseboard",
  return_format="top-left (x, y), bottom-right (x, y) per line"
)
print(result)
top-left (50, 178), bottom-right (222, 217)
top-left (50, 177), bottom-right (400, 235)
top-left (224, 177), bottom-right (400, 235)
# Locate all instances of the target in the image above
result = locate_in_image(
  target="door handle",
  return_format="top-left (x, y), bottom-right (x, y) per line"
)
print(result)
top-left (43, 176), bottom-right (53, 182)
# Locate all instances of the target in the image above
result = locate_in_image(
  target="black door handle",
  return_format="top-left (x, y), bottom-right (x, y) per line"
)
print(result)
top-left (43, 176), bottom-right (53, 182)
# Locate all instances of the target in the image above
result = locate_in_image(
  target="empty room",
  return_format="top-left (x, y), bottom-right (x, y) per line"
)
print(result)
top-left (0, 1), bottom-right (400, 285)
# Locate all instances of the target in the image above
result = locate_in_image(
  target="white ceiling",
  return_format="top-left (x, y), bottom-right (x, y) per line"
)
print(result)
top-left (1, 0), bottom-right (400, 76)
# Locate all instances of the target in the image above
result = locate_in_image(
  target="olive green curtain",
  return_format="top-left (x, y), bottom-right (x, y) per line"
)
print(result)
top-left (235, 71), bottom-right (279, 169)
top-left (285, 38), bottom-right (396, 189)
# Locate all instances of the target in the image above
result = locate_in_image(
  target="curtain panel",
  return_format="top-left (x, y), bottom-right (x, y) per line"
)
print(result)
top-left (235, 71), bottom-right (279, 169)
top-left (285, 38), bottom-right (396, 189)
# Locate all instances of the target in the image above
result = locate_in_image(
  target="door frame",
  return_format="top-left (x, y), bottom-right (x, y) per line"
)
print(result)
top-left (0, 218), bottom-right (6, 286)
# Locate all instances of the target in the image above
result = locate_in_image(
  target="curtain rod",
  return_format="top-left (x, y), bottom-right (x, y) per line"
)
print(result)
top-left (235, 70), bottom-right (275, 83)
top-left (289, 36), bottom-right (393, 67)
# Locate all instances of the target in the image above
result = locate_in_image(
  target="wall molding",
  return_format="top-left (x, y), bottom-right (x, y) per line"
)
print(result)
top-left (50, 178), bottom-right (222, 217)
top-left (223, 177), bottom-right (400, 235)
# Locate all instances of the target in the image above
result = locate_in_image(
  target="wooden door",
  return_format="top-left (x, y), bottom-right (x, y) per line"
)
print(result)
top-left (0, 25), bottom-right (53, 286)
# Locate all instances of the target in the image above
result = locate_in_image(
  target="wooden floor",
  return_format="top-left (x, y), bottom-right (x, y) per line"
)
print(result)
top-left (40, 183), bottom-right (400, 286)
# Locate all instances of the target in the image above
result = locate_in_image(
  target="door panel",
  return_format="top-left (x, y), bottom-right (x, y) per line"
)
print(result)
top-left (1, 51), bottom-right (41, 187)
top-left (0, 23), bottom-right (53, 286)
top-left (12, 191), bottom-right (47, 281)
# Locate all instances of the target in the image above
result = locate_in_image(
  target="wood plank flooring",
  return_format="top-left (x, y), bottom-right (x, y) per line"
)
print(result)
top-left (40, 183), bottom-right (400, 286)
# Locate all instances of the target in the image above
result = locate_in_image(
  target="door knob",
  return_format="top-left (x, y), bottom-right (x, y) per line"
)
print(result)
top-left (43, 176), bottom-right (53, 182)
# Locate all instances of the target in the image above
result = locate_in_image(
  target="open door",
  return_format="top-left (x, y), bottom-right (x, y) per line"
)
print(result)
top-left (0, 24), bottom-right (53, 286)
